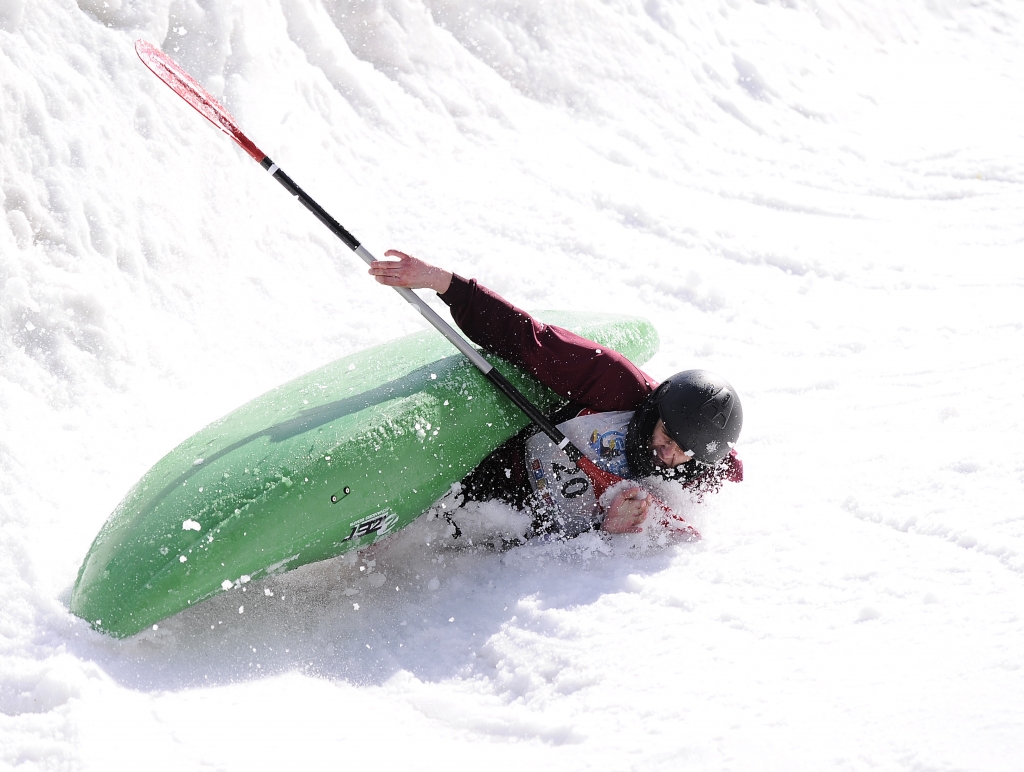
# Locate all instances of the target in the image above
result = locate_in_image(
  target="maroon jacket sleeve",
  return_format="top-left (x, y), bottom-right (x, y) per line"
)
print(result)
top-left (438, 275), bottom-right (656, 411)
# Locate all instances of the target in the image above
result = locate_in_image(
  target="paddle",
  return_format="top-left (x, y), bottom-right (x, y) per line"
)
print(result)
top-left (134, 40), bottom-right (698, 539)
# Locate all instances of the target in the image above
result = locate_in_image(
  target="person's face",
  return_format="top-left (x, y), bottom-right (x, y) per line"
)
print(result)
top-left (649, 419), bottom-right (694, 468)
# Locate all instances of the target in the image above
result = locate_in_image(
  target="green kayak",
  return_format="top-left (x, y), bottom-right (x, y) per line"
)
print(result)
top-left (70, 311), bottom-right (658, 637)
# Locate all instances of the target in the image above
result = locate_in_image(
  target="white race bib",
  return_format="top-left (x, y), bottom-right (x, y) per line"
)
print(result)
top-left (524, 411), bottom-right (634, 536)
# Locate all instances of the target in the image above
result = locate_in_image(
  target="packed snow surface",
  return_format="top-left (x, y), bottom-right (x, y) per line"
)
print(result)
top-left (2, 0), bottom-right (1023, 769)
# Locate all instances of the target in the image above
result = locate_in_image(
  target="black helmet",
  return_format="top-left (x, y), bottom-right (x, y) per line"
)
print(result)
top-left (626, 370), bottom-right (743, 475)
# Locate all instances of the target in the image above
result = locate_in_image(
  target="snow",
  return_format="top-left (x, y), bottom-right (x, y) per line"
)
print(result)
top-left (2, 0), bottom-right (1023, 769)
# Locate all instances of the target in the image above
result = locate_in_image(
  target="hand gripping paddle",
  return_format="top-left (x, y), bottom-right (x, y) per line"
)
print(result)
top-left (135, 40), bottom-right (699, 540)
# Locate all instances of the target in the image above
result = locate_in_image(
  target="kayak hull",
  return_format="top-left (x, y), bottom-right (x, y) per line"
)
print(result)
top-left (70, 312), bottom-right (658, 637)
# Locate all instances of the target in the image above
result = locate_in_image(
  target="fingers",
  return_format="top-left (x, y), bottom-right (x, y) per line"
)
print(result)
top-left (369, 252), bottom-right (452, 293)
top-left (617, 487), bottom-right (640, 503)
top-left (369, 272), bottom-right (400, 286)
top-left (633, 505), bottom-right (649, 527)
top-left (370, 270), bottom-right (403, 286)
top-left (368, 254), bottom-right (410, 286)
top-left (600, 487), bottom-right (651, 534)
top-left (601, 487), bottom-right (671, 535)
top-left (369, 258), bottom-right (407, 274)
top-left (617, 487), bottom-right (650, 514)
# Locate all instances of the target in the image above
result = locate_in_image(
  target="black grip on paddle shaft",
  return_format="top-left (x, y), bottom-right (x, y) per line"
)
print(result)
top-left (261, 156), bottom-right (360, 252)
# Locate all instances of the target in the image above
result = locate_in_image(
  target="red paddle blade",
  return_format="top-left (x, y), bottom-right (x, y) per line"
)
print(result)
top-left (135, 39), bottom-right (265, 163)
top-left (576, 456), bottom-right (701, 540)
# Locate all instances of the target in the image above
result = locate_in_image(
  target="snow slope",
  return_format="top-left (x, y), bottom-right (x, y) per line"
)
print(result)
top-left (2, 0), bottom-right (1023, 769)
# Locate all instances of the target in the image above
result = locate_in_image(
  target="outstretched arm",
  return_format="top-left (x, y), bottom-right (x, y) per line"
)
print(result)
top-left (370, 250), bottom-right (656, 413)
